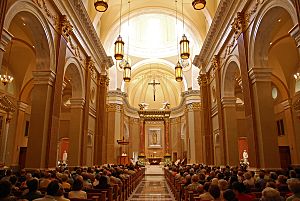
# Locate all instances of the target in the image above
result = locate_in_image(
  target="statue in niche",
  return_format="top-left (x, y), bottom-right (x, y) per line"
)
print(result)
top-left (243, 150), bottom-right (248, 163)
top-left (152, 131), bottom-right (158, 145)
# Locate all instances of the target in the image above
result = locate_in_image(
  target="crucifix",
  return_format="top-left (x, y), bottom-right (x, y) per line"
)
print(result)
top-left (148, 79), bottom-right (160, 101)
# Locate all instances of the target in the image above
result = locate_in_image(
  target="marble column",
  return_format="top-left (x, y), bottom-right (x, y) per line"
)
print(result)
top-left (26, 71), bottom-right (55, 169)
top-left (139, 118), bottom-right (145, 156)
top-left (106, 103), bottom-right (122, 164)
top-left (81, 58), bottom-right (93, 166)
top-left (1, 112), bottom-right (12, 164)
top-left (282, 100), bottom-right (300, 165)
top-left (198, 73), bottom-right (213, 164)
top-left (213, 56), bottom-right (226, 165)
top-left (68, 98), bottom-right (85, 167)
top-left (236, 28), bottom-right (260, 168)
top-left (249, 68), bottom-right (280, 168)
top-left (11, 101), bottom-right (28, 166)
top-left (164, 118), bottom-right (170, 155)
top-left (221, 97), bottom-right (239, 166)
top-left (95, 74), bottom-right (108, 165)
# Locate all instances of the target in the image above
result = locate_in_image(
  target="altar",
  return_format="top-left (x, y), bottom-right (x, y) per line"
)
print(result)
top-left (148, 157), bottom-right (162, 165)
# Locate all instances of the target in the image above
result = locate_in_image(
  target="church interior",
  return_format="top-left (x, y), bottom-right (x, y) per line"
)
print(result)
top-left (0, 0), bottom-right (300, 200)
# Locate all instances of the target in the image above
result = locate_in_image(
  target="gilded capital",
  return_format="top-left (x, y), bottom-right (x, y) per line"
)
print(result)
top-left (212, 55), bottom-right (220, 71)
top-left (99, 75), bottom-right (109, 86)
top-left (60, 15), bottom-right (73, 39)
top-left (198, 73), bottom-right (208, 86)
top-left (231, 12), bottom-right (246, 37)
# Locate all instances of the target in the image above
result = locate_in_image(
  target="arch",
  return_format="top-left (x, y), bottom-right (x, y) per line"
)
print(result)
top-left (103, 8), bottom-right (202, 58)
top-left (221, 55), bottom-right (241, 98)
top-left (120, 58), bottom-right (188, 92)
top-left (4, 0), bottom-right (56, 71)
top-left (64, 57), bottom-right (85, 99)
top-left (271, 74), bottom-right (290, 101)
top-left (19, 79), bottom-right (34, 104)
top-left (248, 0), bottom-right (298, 69)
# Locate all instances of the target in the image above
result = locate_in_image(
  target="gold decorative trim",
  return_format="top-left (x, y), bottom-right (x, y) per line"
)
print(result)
top-left (186, 102), bottom-right (201, 111)
top-left (106, 103), bottom-right (123, 112)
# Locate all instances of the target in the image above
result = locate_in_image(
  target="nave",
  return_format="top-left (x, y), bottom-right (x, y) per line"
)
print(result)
top-left (128, 166), bottom-right (175, 201)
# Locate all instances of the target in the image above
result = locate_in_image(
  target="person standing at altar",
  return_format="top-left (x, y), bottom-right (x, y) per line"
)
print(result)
top-left (62, 150), bottom-right (68, 164)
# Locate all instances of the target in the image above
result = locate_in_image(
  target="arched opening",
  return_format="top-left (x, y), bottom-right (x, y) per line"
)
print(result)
top-left (60, 61), bottom-right (85, 166)
top-left (251, 5), bottom-right (300, 167)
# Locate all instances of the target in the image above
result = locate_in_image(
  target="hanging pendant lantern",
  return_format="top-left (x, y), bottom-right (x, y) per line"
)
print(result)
top-left (123, 61), bottom-right (131, 82)
top-left (192, 0), bottom-right (206, 10)
top-left (114, 35), bottom-right (124, 60)
top-left (94, 0), bottom-right (108, 12)
top-left (180, 34), bottom-right (190, 59)
top-left (175, 61), bottom-right (183, 82)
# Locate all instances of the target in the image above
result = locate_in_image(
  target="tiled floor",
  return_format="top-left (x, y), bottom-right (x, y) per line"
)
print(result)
top-left (128, 166), bottom-right (175, 201)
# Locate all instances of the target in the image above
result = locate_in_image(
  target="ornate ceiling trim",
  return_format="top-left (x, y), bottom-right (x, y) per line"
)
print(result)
top-left (0, 95), bottom-right (16, 113)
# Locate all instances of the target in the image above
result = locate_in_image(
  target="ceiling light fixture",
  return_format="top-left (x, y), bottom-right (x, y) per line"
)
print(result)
top-left (192, 0), bottom-right (206, 10)
top-left (123, 0), bottom-right (131, 82)
top-left (114, 0), bottom-right (124, 60)
top-left (294, 73), bottom-right (300, 80)
top-left (175, 0), bottom-right (183, 82)
top-left (94, 0), bottom-right (108, 12)
top-left (180, 0), bottom-right (190, 59)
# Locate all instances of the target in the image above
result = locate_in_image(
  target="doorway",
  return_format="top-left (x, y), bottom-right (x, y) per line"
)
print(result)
top-left (279, 146), bottom-right (291, 169)
top-left (18, 147), bottom-right (27, 169)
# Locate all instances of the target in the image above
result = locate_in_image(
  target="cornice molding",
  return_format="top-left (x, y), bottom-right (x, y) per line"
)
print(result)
top-left (52, 0), bottom-right (114, 73)
top-left (193, 0), bottom-right (236, 68)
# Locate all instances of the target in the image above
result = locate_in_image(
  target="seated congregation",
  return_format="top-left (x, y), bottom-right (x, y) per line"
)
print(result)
top-left (0, 164), bottom-right (144, 201)
top-left (165, 164), bottom-right (300, 201)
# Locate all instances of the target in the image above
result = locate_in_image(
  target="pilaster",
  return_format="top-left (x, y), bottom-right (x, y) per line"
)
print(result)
top-left (281, 99), bottom-right (300, 165)
top-left (249, 67), bottom-right (280, 168)
top-left (11, 101), bottom-right (28, 166)
top-left (47, 21), bottom-right (68, 167)
top-left (213, 55), bottom-right (227, 165)
top-left (221, 97), bottom-right (239, 166)
top-left (95, 73), bottom-right (108, 165)
top-left (26, 71), bottom-right (55, 169)
top-left (68, 98), bottom-right (85, 166)
top-left (198, 72), bottom-right (213, 164)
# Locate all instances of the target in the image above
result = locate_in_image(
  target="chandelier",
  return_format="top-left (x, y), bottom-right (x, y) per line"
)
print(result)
top-left (174, 0), bottom-right (183, 82)
top-left (94, 0), bottom-right (108, 12)
top-left (175, 61), bottom-right (183, 82)
top-left (294, 73), bottom-right (300, 80)
top-left (192, 0), bottom-right (206, 10)
top-left (180, 0), bottom-right (190, 59)
top-left (0, 41), bottom-right (14, 86)
top-left (123, 0), bottom-right (131, 82)
top-left (114, 0), bottom-right (124, 60)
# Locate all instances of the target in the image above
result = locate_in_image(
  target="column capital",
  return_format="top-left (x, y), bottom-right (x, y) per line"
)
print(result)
top-left (59, 15), bottom-right (73, 39)
top-left (212, 55), bottom-right (221, 71)
top-left (198, 73), bottom-right (208, 86)
top-left (231, 12), bottom-right (246, 38)
top-left (221, 97), bottom-right (236, 108)
top-left (99, 74), bottom-right (109, 86)
top-left (18, 101), bottom-right (28, 112)
top-left (0, 29), bottom-right (13, 52)
top-left (289, 25), bottom-right (300, 48)
top-left (32, 71), bottom-right (56, 86)
top-left (248, 68), bottom-right (272, 83)
top-left (69, 98), bottom-right (85, 109)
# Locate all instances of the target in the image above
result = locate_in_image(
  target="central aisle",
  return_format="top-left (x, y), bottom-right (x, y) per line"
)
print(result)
top-left (128, 165), bottom-right (175, 201)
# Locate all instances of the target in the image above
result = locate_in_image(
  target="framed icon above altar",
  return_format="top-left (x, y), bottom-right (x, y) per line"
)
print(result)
top-left (148, 128), bottom-right (162, 148)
